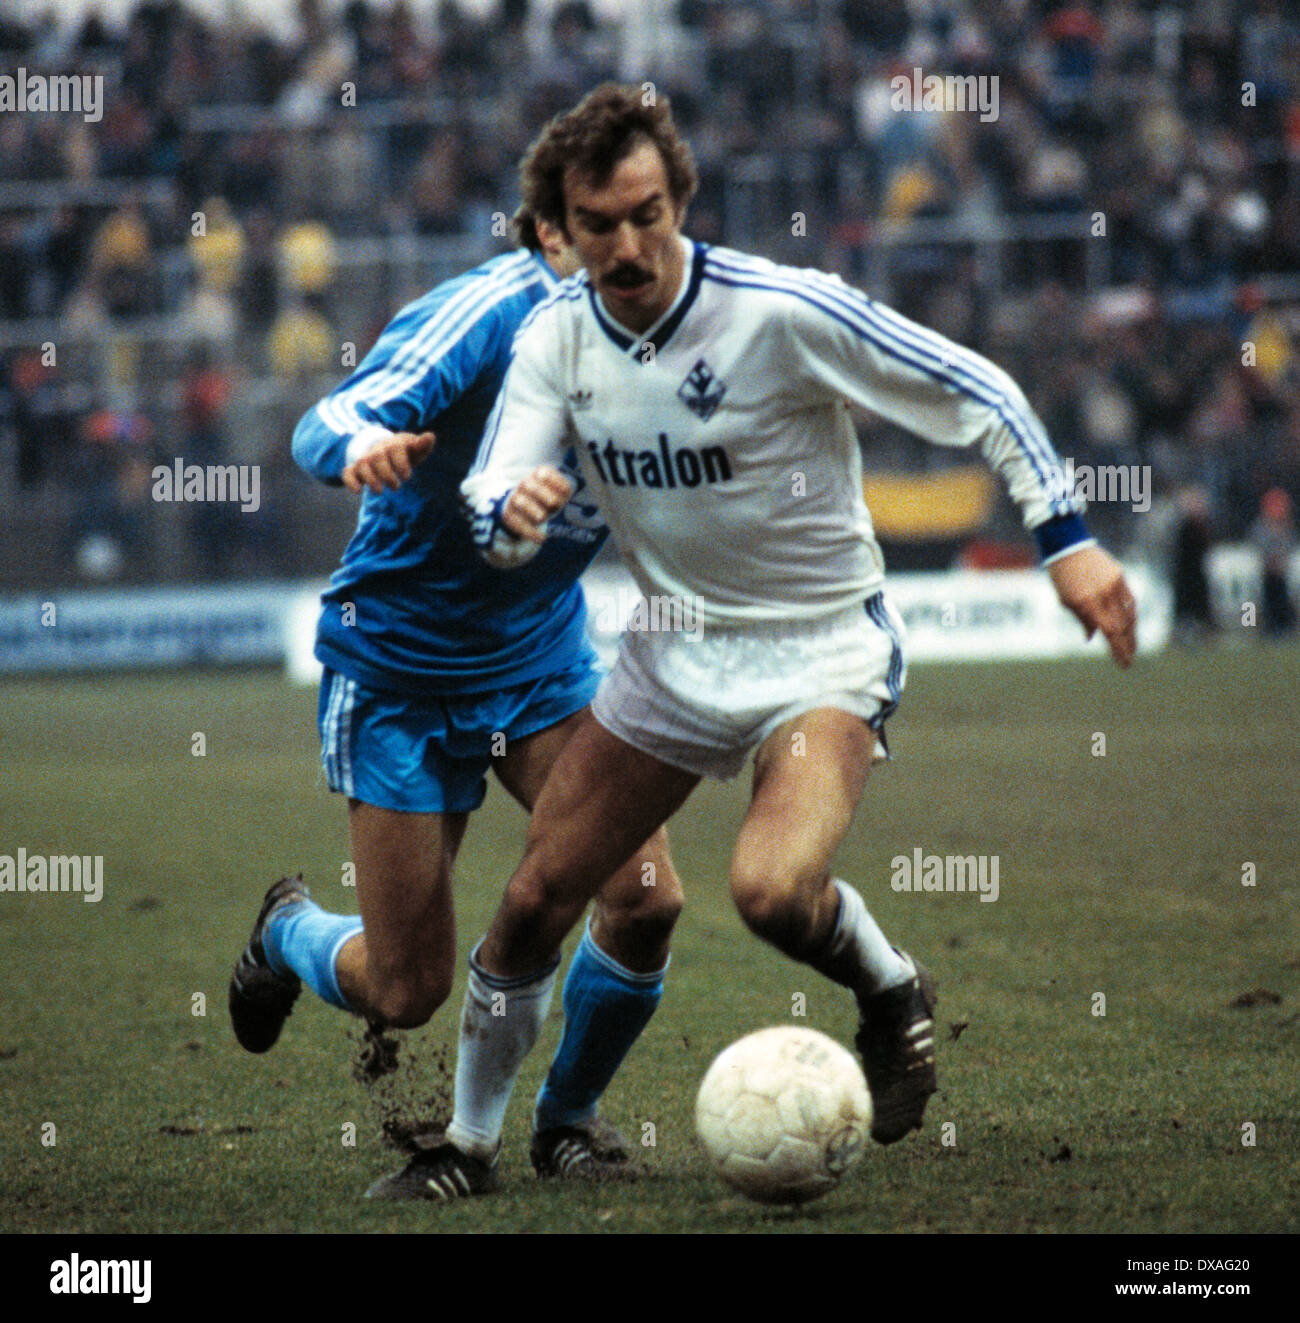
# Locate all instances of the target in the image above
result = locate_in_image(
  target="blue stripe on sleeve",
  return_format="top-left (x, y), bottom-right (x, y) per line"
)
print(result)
top-left (702, 252), bottom-right (1070, 517)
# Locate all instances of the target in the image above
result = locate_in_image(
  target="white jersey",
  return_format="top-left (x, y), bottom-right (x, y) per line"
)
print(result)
top-left (462, 238), bottom-right (1088, 625)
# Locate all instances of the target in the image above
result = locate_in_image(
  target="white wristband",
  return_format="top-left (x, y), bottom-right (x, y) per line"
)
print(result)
top-left (344, 425), bottom-right (397, 468)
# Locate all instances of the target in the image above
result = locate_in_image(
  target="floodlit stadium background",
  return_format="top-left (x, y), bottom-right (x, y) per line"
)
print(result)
top-left (1, 0), bottom-right (1298, 670)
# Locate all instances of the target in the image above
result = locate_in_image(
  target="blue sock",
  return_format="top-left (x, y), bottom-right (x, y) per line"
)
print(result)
top-left (534, 920), bottom-right (666, 1133)
top-left (263, 899), bottom-right (362, 1011)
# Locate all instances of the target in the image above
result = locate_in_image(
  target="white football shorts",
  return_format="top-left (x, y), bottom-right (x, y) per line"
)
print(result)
top-left (590, 591), bottom-right (907, 780)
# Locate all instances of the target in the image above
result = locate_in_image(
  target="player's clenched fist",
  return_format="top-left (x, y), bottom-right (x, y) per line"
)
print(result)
top-left (502, 466), bottom-right (574, 543)
top-left (1048, 543), bottom-right (1138, 668)
top-left (343, 431), bottom-right (437, 494)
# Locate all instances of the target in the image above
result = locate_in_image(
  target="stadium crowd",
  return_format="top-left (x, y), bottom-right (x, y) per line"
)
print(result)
top-left (0, 0), bottom-right (1297, 620)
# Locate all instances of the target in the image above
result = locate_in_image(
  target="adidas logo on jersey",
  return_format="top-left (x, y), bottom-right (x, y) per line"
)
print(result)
top-left (585, 434), bottom-right (733, 490)
top-left (677, 358), bottom-right (727, 421)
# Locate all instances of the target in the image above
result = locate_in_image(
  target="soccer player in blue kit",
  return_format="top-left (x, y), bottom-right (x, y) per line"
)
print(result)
top-left (227, 211), bottom-right (684, 1200)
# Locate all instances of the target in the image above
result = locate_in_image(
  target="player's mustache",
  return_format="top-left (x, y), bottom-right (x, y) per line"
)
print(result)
top-left (605, 265), bottom-right (651, 289)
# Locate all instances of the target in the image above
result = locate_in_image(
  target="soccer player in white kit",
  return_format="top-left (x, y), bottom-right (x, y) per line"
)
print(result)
top-left (442, 84), bottom-right (1139, 1189)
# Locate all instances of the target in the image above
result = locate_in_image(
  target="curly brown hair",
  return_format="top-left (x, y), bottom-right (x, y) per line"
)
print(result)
top-left (514, 83), bottom-right (697, 247)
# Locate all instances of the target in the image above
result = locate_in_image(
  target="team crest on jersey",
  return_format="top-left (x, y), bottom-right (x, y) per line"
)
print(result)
top-left (677, 358), bottom-right (727, 421)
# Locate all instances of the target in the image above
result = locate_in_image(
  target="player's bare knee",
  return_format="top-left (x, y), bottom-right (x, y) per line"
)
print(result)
top-left (369, 970), bottom-right (451, 1028)
top-left (600, 888), bottom-right (682, 956)
top-left (369, 989), bottom-right (431, 1029)
top-left (638, 830), bottom-right (685, 902)
top-left (645, 858), bottom-right (686, 911)
top-left (603, 848), bottom-right (683, 935)
top-left (730, 864), bottom-right (778, 927)
top-left (644, 882), bottom-right (685, 933)
top-left (733, 888), bottom-right (803, 945)
top-left (502, 864), bottom-right (550, 928)
top-left (730, 858), bottom-right (816, 946)
top-left (502, 855), bottom-right (580, 937)
top-left (621, 858), bottom-right (684, 921)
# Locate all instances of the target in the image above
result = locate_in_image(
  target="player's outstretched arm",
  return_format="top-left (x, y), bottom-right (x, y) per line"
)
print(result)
top-left (1047, 543), bottom-right (1138, 668)
top-left (782, 276), bottom-right (1139, 665)
top-left (341, 430), bottom-right (436, 495)
top-left (501, 466), bottom-right (575, 543)
top-left (786, 276), bottom-right (1082, 532)
top-left (292, 272), bottom-right (527, 486)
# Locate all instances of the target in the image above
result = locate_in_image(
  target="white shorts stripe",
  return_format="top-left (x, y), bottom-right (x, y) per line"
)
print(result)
top-left (336, 677), bottom-right (357, 796)
top-left (322, 670), bottom-right (354, 791)
top-left (322, 670), bottom-right (341, 787)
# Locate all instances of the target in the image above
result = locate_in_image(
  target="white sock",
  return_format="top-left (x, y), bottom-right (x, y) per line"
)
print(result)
top-left (445, 945), bottom-right (558, 1162)
top-left (817, 879), bottom-right (912, 996)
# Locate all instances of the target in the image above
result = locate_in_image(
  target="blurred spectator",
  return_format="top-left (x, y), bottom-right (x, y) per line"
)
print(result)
top-left (0, 217), bottom-right (30, 319)
top-left (223, 131), bottom-right (281, 212)
top-left (236, 209), bottom-right (281, 333)
top-left (180, 346), bottom-right (240, 577)
top-left (1170, 486), bottom-right (1216, 643)
top-left (530, 0), bottom-right (605, 104)
top-left (6, 351), bottom-right (79, 488)
top-left (1249, 487), bottom-right (1297, 636)
top-left (268, 293), bottom-right (335, 380)
top-left (87, 201), bottom-right (155, 318)
top-left (1042, 2), bottom-right (1106, 103)
top-left (279, 220), bottom-right (335, 299)
top-left (188, 196), bottom-right (245, 295)
top-left (180, 346), bottom-right (232, 459)
top-left (181, 195), bottom-right (244, 344)
top-left (411, 130), bottom-right (466, 236)
top-left (98, 92), bottom-right (154, 179)
top-left (69, 402), bottom-right (153, 580)
top-left (1240, 293), bottom-right (1293, 388)
top-left (43, 207), bottom-right (93, 314)
top-left (320, 127), bottom-right (381, 235)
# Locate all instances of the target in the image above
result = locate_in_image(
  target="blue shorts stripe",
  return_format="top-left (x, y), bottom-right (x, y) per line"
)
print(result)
top-left (864, 593), bottom-right (904, 724)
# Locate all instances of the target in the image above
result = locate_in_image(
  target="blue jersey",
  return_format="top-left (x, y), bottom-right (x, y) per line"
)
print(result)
top-left (292, 249), bottom-right (607, 696)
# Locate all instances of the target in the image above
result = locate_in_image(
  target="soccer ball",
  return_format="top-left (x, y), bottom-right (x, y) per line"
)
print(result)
top-left (695, 1026), bottom-right (872, 1205)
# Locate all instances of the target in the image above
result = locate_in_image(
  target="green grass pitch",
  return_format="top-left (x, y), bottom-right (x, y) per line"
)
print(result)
top-left (1, 644), bottom-right (1296, 1234)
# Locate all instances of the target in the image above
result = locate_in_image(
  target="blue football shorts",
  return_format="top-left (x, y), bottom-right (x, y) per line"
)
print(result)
top-left (317, 644), bottom-right (604, 813)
